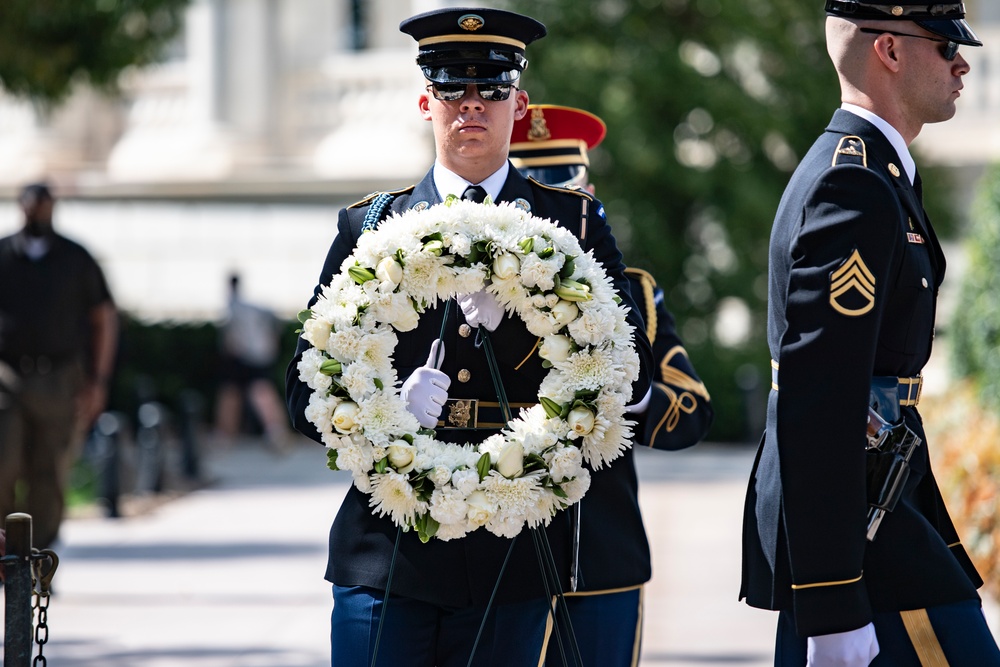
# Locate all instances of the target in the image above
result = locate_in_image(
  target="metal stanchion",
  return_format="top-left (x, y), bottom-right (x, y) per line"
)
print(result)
top-left (3, 513), bottom-right (34, 667)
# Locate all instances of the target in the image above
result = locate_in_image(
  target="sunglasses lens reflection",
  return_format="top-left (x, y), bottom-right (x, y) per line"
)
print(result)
top-left (428, 84), bottom-right (513, 102)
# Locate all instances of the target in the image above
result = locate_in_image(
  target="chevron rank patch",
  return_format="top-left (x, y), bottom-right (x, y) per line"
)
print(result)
top-left (830, 249), bottom-right (875, 316)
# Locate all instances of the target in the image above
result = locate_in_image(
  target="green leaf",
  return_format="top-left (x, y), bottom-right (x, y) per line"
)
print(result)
top-left (476, 452), bottom-right (492, 481)
top-left (551, 484), bottom-right (568, 499)
top-left (560, 256), bottom-right (576, 279)
top-left (373, 378), bottom-right (384, 390)
top-left (374, 458), bottom-right (388, 474)
top-left (540, 396), bottom-right (563, 419)
top-left (348, 265), bottom-right (376, 284)
top-left (416, 514), bottom-right (440, 543)
top-left (297, 309), bottom-right (313, 324)
top-left (326, 449), bottom-right (339, 471)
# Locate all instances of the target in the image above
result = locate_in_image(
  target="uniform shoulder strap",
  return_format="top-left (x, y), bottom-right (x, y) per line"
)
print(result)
top-left (832, 136), bottom-right (868, 168)
top-left (360, 192), bottom-right (395, 233)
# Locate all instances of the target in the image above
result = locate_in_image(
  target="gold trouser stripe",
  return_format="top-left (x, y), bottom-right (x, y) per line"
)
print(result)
top-left (790, 572), bottom-right (863, 590)
top-left (630, 586), bottom-right (644, 667)
top-left (900, 609), bottom-right (950, 667)
top-left (515, 337), bottom-right (540, 371)
top-left (536, 597), bottom-right (556, 667)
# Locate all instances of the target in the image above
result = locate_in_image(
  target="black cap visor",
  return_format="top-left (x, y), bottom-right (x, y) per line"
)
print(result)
top-left (916, 18), bottom-right (982, 46)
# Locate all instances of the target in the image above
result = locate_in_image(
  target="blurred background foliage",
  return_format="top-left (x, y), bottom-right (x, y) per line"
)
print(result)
top-left (504, 0), bottom-right (957, 441)
top-left (0, 0), bottom-right (189, 108)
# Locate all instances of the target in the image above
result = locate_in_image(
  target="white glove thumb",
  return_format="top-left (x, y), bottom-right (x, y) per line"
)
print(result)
top-left (401, 340), bottom-right (450, 429)
top-left (807, 622), bottom-right (879, 667)
top-left (457, 290), bottom-right (504, 332)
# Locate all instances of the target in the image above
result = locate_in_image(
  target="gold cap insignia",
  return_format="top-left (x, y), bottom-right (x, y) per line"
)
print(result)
top-left (528, 107), bottom-right (552, 142)
top-left (889, 163), bottom-right (901, 178)
top-left (459, 14), bottom-right (485, 31)
top-left (830, 249), bottom-right (876, 317)
top-left (892, 5), bottom-right (904, 16)
top-left (465, 65), bottom-right (478, 77)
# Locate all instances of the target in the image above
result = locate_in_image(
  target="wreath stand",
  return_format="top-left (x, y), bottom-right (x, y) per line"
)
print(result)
top-left (369, 318), bottom-right (585, 667)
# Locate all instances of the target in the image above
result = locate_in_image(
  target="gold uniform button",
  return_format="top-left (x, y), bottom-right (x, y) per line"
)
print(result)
top-left (458, 369), bottom-right (471, 383)
top-left (459, 324), bottom-right (472, 338)
top-left (888, 163), bottom-right (900, 178)
top-left (921, 277), bottom-right (928, 288)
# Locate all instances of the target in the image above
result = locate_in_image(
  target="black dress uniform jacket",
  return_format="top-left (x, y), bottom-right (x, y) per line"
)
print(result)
top-left (740, 110), bottom-right (982, 637)
top-left (286, 165), bottom-right (653, 608)
top-left (570, 268), bottom-right (714, 593)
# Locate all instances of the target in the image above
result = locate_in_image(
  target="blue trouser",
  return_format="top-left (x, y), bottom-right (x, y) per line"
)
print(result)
top-left (775, 599), bottom-right (1000, 666)
top-left (331, 585), bottom-right (550, 667)
top-left (543, 587), bottom-right (643, 667)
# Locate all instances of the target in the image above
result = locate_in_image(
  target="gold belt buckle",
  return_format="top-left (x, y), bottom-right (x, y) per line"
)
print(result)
top-left (438, 398), bottom-right (479, 429)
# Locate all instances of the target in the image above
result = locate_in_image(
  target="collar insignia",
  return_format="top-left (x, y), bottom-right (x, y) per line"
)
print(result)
top-left (411, 201), bottom-right (429, 212)
top-left (514, 198), bottom-right (531, 212)
top-left (889, 163), bottom-right (901, 178)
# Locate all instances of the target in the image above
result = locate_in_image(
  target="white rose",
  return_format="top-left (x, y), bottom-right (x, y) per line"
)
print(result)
top-left (386, 442), bottom-right (416, 474)
top-left (332, 401), bottom-right (360, 434)
top-left (550, 300), bottom-right (579, 328)
top-left (496, 441), bottom-right (524, 479)
top-left (376, 256), bottom-right (404, 288)
top-left (466, 490), bottom-right (494, 527)
top-left (492, 253), bottom-right (520, 280)
top-left (303, 317), bottom-right (332, 350)
top-left (539, 335), bottom-right (573, 364)
top-left (567, 407), bottom-right (596, 437)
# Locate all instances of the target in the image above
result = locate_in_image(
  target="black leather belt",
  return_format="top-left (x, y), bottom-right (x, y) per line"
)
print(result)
top-left (437, 399), bottom-right (538, 430)
top-left (770, 360), bottom-right (922, 417)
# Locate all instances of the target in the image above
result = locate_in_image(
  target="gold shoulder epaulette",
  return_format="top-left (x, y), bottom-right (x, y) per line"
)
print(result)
top-left (347, 185), bottom-right (415, 209)
top-left (832, 136), bottom-right (867, 168)
top-left (624, 267), bottom-right (658, 342)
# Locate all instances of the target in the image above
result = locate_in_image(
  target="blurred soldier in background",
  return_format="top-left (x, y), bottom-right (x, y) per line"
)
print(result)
top-left (0, 181), bottom-right (118, 549)
top-left (511, 104), bottom-right (714, 666)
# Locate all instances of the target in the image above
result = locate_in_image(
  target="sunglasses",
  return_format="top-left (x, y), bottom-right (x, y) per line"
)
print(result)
top-left (425, 83), bottom-right (516, 102)
top-left (858, 28), bottom-right (960, 61)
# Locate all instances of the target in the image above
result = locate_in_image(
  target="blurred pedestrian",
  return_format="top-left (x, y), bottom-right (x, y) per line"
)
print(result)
top-left (740, 2), bottom-right (999, 665)
top-left (510, 104), bottom-right (714, 666)
top-left (0, 181), bottom-right (118, 549)
top-left (286, 7), bottom-right (653, 666)
top-left (214, 272), bottom-right (291, 452)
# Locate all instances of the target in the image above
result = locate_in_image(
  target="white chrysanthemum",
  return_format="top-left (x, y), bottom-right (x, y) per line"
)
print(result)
top-left (337, 436), bottom-right (375, 476)
top-left (559, 470), bottom-right (592, 505)
top-left (352, 471), bottom-right (372, 493)
top-left (482, 472), bottom-right (547, 537)
top-left (545, 445), bottom-right (585, 482)
top-left (434, 520), bottom-right (472, 542)
top-left (582, 417), bottom-right (634, 470)
top-left (369, 472), bottom-right (424, 526)
top-left (538, 370), bottom-right (576, 405)
top-left (340, 361), bottom-right (380, 399)
top-left (367, 291), bottom-right (419, 333)
top-left (429, 486), bottom-right (470, 525)
top-left (504, 406), bottom-right (560, 456)
top-left (555, 348), bottom-right (618, 392)
top-left (520, 253), bottom-right (564, 292)
top-left (451, 468), bottom-right (480, 496)
top-left (477, 433), bottom-right (507, 463)
top-left (567, 305), bottom-right (619, 347)
top-left (444, 230), bottom-right (473, 257)
top-left (402, 251), bottom-right (453, 305)
top-left (451, 266), bottom-right (488, 297)
top-left (357, 391), bottom-right (418, 445)
top-left (298, 348), bottom-right (333, 392)
top-left (304, 392), bottom-right (340, 436)
top-left (490, 275), bottom-right (531, 313)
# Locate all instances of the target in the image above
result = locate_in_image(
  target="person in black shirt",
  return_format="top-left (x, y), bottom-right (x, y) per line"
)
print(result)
top-left (0, 182), bottom-right (118, 549)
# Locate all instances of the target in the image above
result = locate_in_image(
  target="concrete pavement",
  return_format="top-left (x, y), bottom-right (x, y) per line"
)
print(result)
top-left (3, 438), bottom-right (993, 666)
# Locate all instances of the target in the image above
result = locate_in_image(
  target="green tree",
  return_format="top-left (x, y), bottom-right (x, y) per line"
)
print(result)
top-left (505, 0), bottom-right (955, 440)
top-left (0, 0), bottom-right (189, 107)
top-left (951, 164), bottom-right (1000, 409)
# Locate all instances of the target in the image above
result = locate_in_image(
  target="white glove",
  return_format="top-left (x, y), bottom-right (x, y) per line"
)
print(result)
top-left (625, 386), bottom-right (652, 415)
top-left (457, 290), bottom-right (504, 332)
top-left (400, 340), bottom-right (450, 429)
top-left (807, 623), bottom-right (879, 667)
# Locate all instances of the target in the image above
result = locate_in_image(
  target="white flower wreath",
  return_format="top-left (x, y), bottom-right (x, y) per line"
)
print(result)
top-left (297, 196), bottom-right (640, 542)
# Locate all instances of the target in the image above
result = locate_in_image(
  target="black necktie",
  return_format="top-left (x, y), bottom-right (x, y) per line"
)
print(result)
top-left (462, 185), bottom-right (488, 203)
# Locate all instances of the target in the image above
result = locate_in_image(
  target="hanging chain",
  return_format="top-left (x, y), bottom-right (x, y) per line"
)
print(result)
top-left (30, 548), bottom-right (59, 667)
